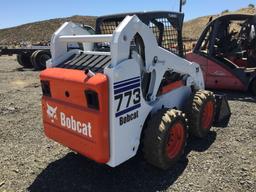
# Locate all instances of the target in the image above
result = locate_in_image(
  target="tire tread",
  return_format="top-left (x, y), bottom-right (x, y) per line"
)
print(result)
top-left (143, 109), bottom-right (188, 170)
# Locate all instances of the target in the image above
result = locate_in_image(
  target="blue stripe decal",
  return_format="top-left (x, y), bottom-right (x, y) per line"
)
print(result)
top-left (114, 83), bottom-right (140, 95)
top-left (115, 104), bottom-right (141, 117)
top-left (114, 76), bottom-right (140, 85)
top-left (114, 79), bottom-right (140, 89)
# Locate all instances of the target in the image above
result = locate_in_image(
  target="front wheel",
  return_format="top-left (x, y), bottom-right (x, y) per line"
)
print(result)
top-left (143, 109), bottom-right (188, 170)
top-left (188, 90), bottom-right (216, 138)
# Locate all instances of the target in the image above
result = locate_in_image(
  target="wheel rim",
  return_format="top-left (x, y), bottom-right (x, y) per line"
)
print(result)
top-left (39, 54), bottom-right (50, 66)
top-left (166, 122), bottom-right (185, 159)
top-left (201, 101), bottom-right (214, 129)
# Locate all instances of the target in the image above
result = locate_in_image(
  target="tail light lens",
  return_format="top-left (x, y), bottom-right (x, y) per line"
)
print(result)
top-left (41, 80), bottom-right (51, 97)
top-left (85, 90), bottom-right (99, 110)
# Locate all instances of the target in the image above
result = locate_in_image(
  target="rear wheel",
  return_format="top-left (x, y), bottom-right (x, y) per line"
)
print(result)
top-left (17, 53), bottom-right (33, 68)
top-left (188, 90), bottom-right (216, 138)
top-left (31, 50), bottom-right (51, 70)
top-left (250, 78), bottom-right (256, 96)
top-left (143, 109), bottom-right (188, 170)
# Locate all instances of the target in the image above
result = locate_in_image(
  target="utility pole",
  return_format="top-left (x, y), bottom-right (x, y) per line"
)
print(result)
top-left (179, 0), bottom-right (186, 12)
top-left (179, 0), bottom-right (182, 12)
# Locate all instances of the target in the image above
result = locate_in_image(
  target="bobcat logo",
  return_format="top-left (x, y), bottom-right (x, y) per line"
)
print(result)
top-left (46, 103), bottom-right (58, 123)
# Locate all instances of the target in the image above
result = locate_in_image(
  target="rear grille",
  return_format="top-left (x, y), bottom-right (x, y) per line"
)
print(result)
top-left (57, 53), bottom-right (111, 73)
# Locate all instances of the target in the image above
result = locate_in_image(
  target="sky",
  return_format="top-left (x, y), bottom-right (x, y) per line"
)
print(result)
top-left (0, 0), bottom-right (255, 29)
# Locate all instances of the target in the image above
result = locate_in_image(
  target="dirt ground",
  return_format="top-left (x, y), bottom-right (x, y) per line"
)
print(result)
top-left (0, 56), bottom-right (255, 192)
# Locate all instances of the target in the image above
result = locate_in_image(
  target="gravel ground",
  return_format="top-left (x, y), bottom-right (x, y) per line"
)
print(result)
top-left (0, 56), bottom-right (255, 192)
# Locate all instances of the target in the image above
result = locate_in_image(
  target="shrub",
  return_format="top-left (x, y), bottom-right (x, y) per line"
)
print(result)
top-left (222, 9), bottom-right (229, 14)
top-left (248, 4), bottom-right (255, 8)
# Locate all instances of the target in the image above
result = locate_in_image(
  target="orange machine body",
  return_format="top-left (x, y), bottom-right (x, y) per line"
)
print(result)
top-left (40, 68), bottom-right (109, 163)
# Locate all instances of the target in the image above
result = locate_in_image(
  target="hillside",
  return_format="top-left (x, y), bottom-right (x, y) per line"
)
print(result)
top-left (0, 16), bottom-right (96, 45)
top-left (183, 7), bottom-right (256, 40)
top-left (0, 7), bottom-right (255, 45)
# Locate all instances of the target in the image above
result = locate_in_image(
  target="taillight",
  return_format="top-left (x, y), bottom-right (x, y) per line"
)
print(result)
top-left (41, 80), bottom-right (51, 97)
top-left (85, 90), bottom-right (99, 110)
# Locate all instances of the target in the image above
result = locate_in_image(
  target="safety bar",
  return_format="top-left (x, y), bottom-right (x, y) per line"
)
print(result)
top-left (59, 34), bottom-right (113, 43)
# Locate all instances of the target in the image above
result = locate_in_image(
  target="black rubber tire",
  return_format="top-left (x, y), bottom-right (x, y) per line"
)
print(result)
top-left (31, 50), bottom-right (51, 71)
top-left (143, 109), bottom-right (188, 170)
top-left (250, 78), bottom-right (256, 96)
top-left (16, 53), bottom-right (33, 68)
top-left (187, 90), bottom-right (216, 138)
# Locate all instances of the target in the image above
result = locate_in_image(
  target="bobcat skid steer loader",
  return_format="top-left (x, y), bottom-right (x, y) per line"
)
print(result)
top-left (40, 11), bottom-right (231, 169)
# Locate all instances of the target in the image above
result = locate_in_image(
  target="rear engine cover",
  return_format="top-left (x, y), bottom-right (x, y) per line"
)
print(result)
top-left (40, 68), bottom-right (109, 163)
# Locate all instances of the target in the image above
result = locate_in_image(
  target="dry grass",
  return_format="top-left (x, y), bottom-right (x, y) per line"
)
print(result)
top-left (183, 7), bottom-right (256, 40)
top-left (0, 7), bottom-right (255, 45)
top-left (0, 15), bottom-right (96, 45)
